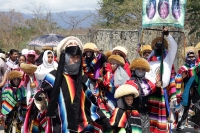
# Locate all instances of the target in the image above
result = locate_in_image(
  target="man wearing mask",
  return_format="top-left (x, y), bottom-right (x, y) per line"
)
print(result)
top-left (146, 28), bottom-right (177, 133)
top-left (175, 46), bottom-right (200, 132)
top-left (24, 37), bottom-right (111, 133)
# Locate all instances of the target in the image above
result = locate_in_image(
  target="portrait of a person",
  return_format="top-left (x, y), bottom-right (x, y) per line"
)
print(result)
top-left (146, 0), bottom-right (156, 19)
top-left (158, 0), bottom-right (169, 19)
top-left (172, 0), bottom-right (181, 20)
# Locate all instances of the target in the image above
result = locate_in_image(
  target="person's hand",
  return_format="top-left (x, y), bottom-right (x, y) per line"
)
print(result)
top-left (163, 27), bottom-right (169, 37)
top-left (182, 71), bottom-right (188, 79)
top-left (156, 81), bottom-right (162, 88)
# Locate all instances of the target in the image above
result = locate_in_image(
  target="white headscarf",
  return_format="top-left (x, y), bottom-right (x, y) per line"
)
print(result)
top-left (35, 50), bottom-right (58, 81)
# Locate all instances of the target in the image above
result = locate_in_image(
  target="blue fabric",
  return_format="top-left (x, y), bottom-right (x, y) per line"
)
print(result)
top-left (181, 76), bottom-right (195, 106)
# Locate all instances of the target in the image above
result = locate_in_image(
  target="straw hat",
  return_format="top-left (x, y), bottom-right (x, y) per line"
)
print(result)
top-left (114, 84), bottom-right (139, 98)
top-left (83, 43), bottom-right (97, 52)
top-left (195, 42), bottom-right (200, 51)
top-left (20, 63), bottom-right (37, 75)
top-left (151, 37), bottom-right (168, 50)
top-left (130, 58), bottom-right (150, 72)
top-left (56, 36), bottom-right (83, 62)
top-left (8, 70), bottom-right (23, 80)
top-left (104, 50), bottom-right (112, 58)
top-left (140, 44), bottom-right (152, 56)
top-left (182, 46), bottom-right (196, 59)
top-left (108, 55), bottom-right (125, 66)
top-left (112, 46), bottom-right (128, 58)
top-left (42, 46), bottom-right (53, 51)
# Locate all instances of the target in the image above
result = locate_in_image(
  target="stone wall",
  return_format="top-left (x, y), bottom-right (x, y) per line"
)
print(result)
top-left (76, 29), bottom-right (199, 71)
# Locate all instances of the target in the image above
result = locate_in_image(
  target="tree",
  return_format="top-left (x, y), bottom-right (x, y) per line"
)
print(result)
top-left (186, 0), bottom-right (200, 38)
top-left (0, 9), bottom-right (27, 50)
top-left (97, 0), bottom-right (142, 29)
top-left (57, 11), bottom-right (92, 35)
top-left (25, 3), bottom-right (59, 35)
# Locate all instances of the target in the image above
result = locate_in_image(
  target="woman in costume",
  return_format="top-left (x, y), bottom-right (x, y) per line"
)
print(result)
top-left (127, 58), bottom-right (157, 133)
top-left (146, 28), bottom-right (178, 133)
top-left (97, 55), bottom-right (130, 118)
top-left (24, 36), bottom-right (111, 133)
top-left (112, 46), bottom-right (131, 77)
top-left (35, 50), bottom-right (58, 86)
top-left (1, 70), bottom-right (26, 133)
top-left (175, 46), bottom-right (200, 132)
top-left (109, 83), bottom-right (142, 133)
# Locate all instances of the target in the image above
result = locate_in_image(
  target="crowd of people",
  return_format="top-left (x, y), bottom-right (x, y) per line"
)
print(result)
top-left (0, 28), bottom-right (199, 133)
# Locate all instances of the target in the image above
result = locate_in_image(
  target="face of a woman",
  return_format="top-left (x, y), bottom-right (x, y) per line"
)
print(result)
top-left (47, 53), bottom-right (53, 64)
top-left (19, 56), bottom-right (26, 64)
top-left (159, 2), bottom-right (169, 19)
top-left (124, 95), bottom-right (134, 106)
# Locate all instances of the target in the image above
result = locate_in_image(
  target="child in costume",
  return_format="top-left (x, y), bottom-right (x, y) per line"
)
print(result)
top-left (109, 83), bottom-right (142, 133)
top-left (1, 70), bottom-right (26, 133)
top-left (128, 58), bottom-right (157, 133)
top-left (97, 55), bottom-right (130, 118)
top-left (112, 46), bottom-right (131, 77)
top-left (138, 44), bottom-right (152, 60)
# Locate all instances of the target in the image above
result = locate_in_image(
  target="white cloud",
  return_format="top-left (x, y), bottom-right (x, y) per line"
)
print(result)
top-left (0, 0), bottom-right (99, 13)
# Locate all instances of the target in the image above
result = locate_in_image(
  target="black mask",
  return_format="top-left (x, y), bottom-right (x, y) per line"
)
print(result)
top-left (155, 49), bottom-right (162, 55)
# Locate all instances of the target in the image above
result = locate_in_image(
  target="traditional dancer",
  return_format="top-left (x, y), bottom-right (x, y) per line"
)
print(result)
top-left (97, 55), bottom-right (130, 119)
top-left (127, 58), bottom-right (157, 133)
top-left (112, 46), bottom-right (131, 77)
top-left (109, 83), bottom-right (142, 133)
top-left (175, 46), bottom-right (200, 132)
top-left (2, 70), bottom-right (26, 133)
top-left (24, 36), bottom-right (111, 133)
top-left (146, 28), bottom-right (178, 133)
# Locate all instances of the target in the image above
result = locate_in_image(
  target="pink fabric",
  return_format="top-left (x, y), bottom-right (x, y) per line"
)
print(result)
top-left (26, 50), bottom-right (39, 61)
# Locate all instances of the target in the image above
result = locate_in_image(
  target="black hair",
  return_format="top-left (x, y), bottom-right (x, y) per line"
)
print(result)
top-left (10, 49), bottom-right (18, 55)
top-left (47, 51), bottom-right (53, 55)
top-left (19, 55), bottom-right (26, 62)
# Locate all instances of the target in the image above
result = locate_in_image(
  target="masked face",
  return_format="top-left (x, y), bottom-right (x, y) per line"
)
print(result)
top-left (34, 100), bottom-right (47, 112)
top-left (135, 68), bottom-right (146, 78)
top-left (64, 54), bottom-right (81, 75)
top-left (186, 53), bottom-right (196, 66)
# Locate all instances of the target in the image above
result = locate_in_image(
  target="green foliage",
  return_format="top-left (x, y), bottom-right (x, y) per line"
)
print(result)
top-left (97, 0), bottom-right (142, 29)
top-left (186, 0), bottom-right (200, 38)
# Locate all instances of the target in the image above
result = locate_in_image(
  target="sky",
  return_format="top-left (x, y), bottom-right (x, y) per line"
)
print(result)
top-left (0, 0), bottom-right (99, 13)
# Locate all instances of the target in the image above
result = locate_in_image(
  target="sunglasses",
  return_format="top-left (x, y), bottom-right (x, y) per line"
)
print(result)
top-left (48, 56), bottom-right (53, 58)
